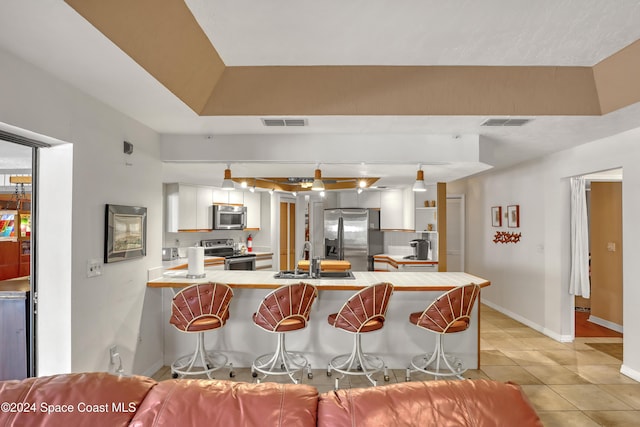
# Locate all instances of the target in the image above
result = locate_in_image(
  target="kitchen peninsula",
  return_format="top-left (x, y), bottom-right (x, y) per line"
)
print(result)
top-left (148, 270), bottom-right (490, 371)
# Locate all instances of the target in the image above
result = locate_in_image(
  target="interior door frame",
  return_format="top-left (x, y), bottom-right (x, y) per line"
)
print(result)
top-left (0, 130), bottom-right (49, 378)
top-left (278, 197), bottom-right (296, 271)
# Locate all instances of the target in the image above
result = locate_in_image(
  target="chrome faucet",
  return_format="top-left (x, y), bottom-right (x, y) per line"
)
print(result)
top-left (298, 240), bottom-right (320, 278)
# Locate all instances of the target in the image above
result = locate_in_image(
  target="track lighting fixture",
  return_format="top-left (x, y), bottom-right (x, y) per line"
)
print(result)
top-left (221, 164), bottom-right (235, 190)
top-left (412, 164), bottom-right (427, 192)
top-left (311, 163), bottom-right (325, 191)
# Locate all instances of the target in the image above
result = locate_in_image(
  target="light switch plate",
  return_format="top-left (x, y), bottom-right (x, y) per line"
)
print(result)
top-left (87, 259), bottom-right (103, 277)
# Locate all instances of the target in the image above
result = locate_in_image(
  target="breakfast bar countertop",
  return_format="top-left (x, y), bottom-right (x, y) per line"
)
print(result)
top-left (147, 270), bottom-right (490, 291)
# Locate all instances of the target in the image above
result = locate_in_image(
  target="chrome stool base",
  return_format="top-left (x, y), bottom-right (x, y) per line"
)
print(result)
top-left (406, 334), bottom-right (466, 381)
top-left (251, 333), bottom-right (312, 384)
top-left (171, 331), bottom-right (234, 379)
top-left (327, 334), bottom-right (389, 389)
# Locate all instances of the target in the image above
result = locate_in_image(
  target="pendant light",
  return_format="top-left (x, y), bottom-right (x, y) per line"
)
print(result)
top-left (412, 164), bottom-right (427, 192)
top-left (221, 164), bottom-right (235, 190)
top-left (311, 163), bottom-right (325, 191)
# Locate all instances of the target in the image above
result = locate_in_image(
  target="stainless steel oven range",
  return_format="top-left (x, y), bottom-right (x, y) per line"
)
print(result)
top-left (201, 238), bottom-right (256, 271)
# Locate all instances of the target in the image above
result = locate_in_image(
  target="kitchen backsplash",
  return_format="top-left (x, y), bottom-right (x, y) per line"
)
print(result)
top-left (383, 231), bottom-right (435, 255)
top-left (164, 230), bottom-right (270, 253)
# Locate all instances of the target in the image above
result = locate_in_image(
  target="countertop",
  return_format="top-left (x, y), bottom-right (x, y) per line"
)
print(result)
top-left (147, 270), bottom-right (489, 292)
top-left (374, 254), bottom-right (438, 265)
top-left (0, 276), bottom-right (30, 297)
top-left (163, 252), bottom-right (273, 270)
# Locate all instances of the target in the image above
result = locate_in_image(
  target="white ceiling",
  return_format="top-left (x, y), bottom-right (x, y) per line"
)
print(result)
top-left (1, 1), bottom-right (640, 186)
top-left (187, 0), bottom-right (640, 66)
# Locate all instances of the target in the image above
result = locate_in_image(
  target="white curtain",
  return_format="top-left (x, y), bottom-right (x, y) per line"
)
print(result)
top-left (569, 177), bottom-right (590, 298)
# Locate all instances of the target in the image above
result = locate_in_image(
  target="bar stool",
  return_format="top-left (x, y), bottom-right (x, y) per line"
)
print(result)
top-left (251, 282), bottom-right (318, 384)
top-left (169, 282), bottom-right (234, 379)
top-left (326, 282), bottom-right (394, 389)
top-left (406, 283), bottom-right (480, 380)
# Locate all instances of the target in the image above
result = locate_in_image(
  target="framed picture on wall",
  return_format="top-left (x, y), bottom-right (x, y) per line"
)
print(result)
top-left (491, 206), bottom-right (502, 227)
top-left (105, 204), bottom-right (147, 263)
top-left (507, 205), bottom-right (520, 228)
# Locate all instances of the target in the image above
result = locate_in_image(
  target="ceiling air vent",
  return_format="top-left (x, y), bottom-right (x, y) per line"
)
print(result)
top-left (284, 119), bottom-right (306, 126)
top-left (481, 118), bottom-right (532, 127)
top-left (262, 118), bottom-right (308, 127)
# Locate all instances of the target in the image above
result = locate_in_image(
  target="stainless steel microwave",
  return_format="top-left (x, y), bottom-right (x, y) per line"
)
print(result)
top-left (213, 205), bottom-right (246, 230)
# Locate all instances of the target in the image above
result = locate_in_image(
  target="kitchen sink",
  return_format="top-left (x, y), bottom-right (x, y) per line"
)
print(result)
top-left (273, 270), bottom-right (355, 280)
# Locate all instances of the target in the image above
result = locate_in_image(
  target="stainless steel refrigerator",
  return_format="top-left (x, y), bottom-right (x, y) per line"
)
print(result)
top-left (324, 208), bottom-right (383, 271)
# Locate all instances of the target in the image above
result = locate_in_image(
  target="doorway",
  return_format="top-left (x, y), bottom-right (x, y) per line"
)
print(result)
top-left (574, 169), bottom-right (623, 338)
top-left (279, 199), bottom-right (296, 270)
top-left (0, 135), bottom-right (45, 380)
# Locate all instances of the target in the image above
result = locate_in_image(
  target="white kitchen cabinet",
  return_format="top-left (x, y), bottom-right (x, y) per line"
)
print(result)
top-left (243, 191), bottom-right (261, 230)
top-left (196, 186), bottom-right (213, 229)
top-left (255, 253), bottom-right (274, 270)
top-left (166, 183), bottom-right (213, 232)
top-left (398, 263), bottom-right (438, 272)
top-left (373, 259), bottom-right (393, 271)
top-left (213, 189), bottom-right (242, 205)
top-left (337, 191), bottom-right (358, 208)
top-left (402, 186), bottom-right (415, 230)
top-left (380, 188), bottom-right (414, 230)
top-left (337, 190), bottom-right (381, 209)
top-left (177, 184), bottom-right (197, 231)
top-left (380, 190), bottom-right (403, 230)
top-left (359, 191), bottom-right (381, 208)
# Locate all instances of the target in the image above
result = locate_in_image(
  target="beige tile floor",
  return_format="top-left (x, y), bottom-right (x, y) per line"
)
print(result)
top-left (153, 304), bottom-right (638, 426)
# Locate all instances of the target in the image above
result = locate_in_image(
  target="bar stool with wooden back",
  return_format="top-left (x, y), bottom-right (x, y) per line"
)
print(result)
top-left (251, 282), bottom-right (318, 384)
top-left (169, 282), bottom-right (234, 379)
top-left (326, 282), bottom-right (394, 389)
top-left (406, 283), bottom-right (480, 380)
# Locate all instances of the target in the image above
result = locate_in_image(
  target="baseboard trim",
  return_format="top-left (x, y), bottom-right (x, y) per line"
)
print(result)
top-left (481, 300), bottom-right (572, 342)
top-left (621, 365), bottom-right (640, 382)
top-left (588, 315), bottom-right (623, 333)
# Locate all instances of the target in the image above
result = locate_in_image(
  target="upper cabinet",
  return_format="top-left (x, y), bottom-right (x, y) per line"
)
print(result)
top-left (166, 184), bottom-right (262, 232)
top-left (380, 188), bottom-right (414, 231)
top-left (243, 192), bottom-right (261, 230)
top-left (213, 190), bottom-right (244, 205)
top-left (337, 191), bottom-right (381, 209)
top-left (166, 184), bottom-right (212, 232)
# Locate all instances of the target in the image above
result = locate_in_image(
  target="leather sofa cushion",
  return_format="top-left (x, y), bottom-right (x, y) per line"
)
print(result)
top-left (318, 379), bottom-right (542, 427)
top-left (0, 372), bottom-right (156, 426)
top-left (130, 379), bottom-right (318, 427)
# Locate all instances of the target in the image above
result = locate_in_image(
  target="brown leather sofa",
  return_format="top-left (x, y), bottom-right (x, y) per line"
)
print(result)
top-left (0, 372), bottom-right (542, 426)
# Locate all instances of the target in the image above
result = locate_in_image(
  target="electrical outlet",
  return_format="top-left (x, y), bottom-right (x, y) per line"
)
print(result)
top-left (87, 259), bottom-right (103, 277)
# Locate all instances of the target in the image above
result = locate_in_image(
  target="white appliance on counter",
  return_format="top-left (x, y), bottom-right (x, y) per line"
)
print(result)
top-left (162, 247), bottom-right (179, 261)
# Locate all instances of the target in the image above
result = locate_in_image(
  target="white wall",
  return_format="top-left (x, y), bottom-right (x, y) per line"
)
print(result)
top-left (456, 126), bottom-right (640, 381)
top-left (0, 48), bottom-right (164, 375)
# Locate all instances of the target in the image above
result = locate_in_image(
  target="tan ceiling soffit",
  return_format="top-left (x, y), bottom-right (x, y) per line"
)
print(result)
top-left (593, 39), bottom-right (640, 114)
top-left (205, 66), bottom-right (600, 116)
top-left (64, 0), bottom-right (226, 113)
top-left (67, 1), bottom-right (640, 117)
